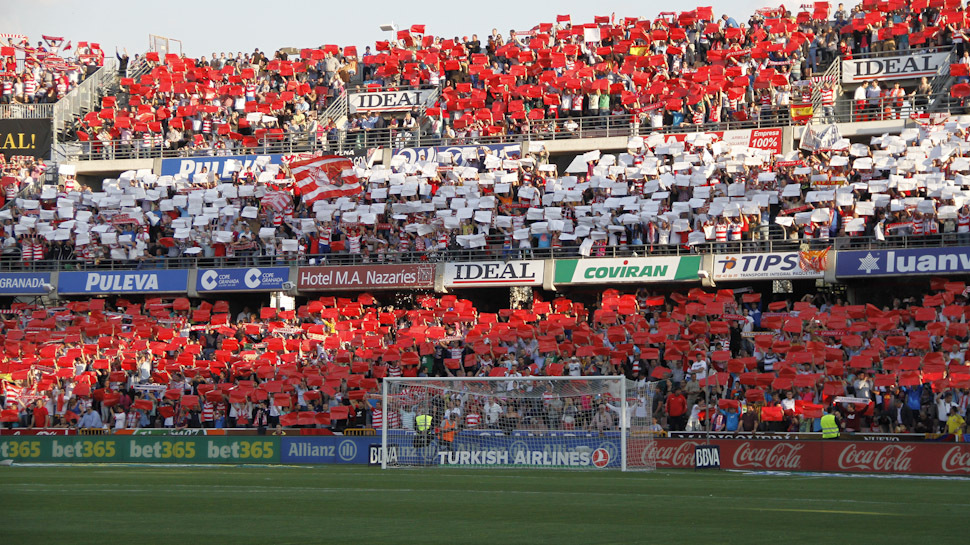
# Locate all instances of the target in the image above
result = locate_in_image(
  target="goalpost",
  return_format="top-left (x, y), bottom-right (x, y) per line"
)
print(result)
top-left (380, 376), bottom-right (658, 471)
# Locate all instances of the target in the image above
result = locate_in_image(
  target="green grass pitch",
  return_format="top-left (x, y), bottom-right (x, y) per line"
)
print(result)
top-left (1, 465), bottom-right (967, 544)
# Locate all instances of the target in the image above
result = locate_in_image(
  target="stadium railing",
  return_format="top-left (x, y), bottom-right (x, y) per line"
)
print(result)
top-left (56, 91), bottom-right (963, 162)
top-left (3, 233), bottom-right (965, 272)
top-left (0, 103), bottom-right (56, 119)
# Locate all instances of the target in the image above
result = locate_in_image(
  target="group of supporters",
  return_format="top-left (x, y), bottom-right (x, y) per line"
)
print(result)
top-left (56, 1), bottom-right (966, 154)
top-left (0, 34), bottom-right (104, 106)
top-left (0, 280), bottom-right (968, 439)
top-left (4, 109), bottom-right (970, 265)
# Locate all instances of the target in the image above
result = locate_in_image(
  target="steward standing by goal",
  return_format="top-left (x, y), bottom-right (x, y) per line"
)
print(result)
top-left (438, 413), bottom-right (457, 451)
top-left (415, 411), bottom-right (434, 448)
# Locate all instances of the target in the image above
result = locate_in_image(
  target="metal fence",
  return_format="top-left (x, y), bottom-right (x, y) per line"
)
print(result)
top-left (1, 233), bottom-right (965, 273)
top-left (52, 59), bottom-right (117, 144)
top-left (0, 103), bottom-right (55, 119)
top-left (54, 89), bottom-right (967, 163)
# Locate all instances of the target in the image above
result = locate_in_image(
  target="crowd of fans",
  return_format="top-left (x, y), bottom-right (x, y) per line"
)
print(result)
top-left (59, 2), bottom-right (966, 154)
top-left (0, 282), bottom-right (968, 438)
top-left (1, 34), bottom-right (104, 107)
top-left (5, 111), bottom-right (970, 265)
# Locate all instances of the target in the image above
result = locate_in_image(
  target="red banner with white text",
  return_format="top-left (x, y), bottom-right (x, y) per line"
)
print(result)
top-left (637, 439), bottom-right (970, 475)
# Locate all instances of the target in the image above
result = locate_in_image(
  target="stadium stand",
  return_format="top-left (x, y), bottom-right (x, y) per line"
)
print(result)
top-left (1, 34), bottom-right (104, 105)
top-left (51, 2), bottom-right (966, 157)
top-left (1, 282), bottom-right (969, 435)
top-left (0, 2), bottom-right (968, 445)
top-left (1, 121), bottom-right (968, 267)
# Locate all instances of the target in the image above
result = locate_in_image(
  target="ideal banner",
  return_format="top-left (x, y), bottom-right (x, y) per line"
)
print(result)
top-left (443, 260), bottom-right (544, 288)
top-left (0, 118), bottom-right (52, 160)
top-left (349, 89), bottom-right (436, 113)
top-left (298, 264), bottom-right (435, 291)
top-left (0, 436), bottom-right (279, 463)
top-left (0, 272), bottom-right (52, 295)
top-left (713, 252), bottom-right (826, 281)
top-left (642, 439), bottom-right (970, 475)
top-left (553, 256), bottom-right (701, 285)
top-left (197, 267), bottom-right (290, 292)
top-left (842, 51), bottom-right (950, 83)
top-left (835, 246), bottom-right (970, 278)
top-left (58, 270), bottom-right (190, 294)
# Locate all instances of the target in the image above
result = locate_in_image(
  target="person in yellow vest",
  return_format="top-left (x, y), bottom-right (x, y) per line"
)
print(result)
top-left (945, 407), bottom-right (966, 441)
top-left (438, 413), bottom-right (457, 451)
top-left (414, 412), bottom-right (434, 449)
top-left (821, 406), bottom-right (841, 439)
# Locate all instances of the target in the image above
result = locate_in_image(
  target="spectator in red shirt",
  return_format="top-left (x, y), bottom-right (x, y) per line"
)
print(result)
top-left (665, 384), bottom-right (688, 431)
top-left (31, 400), bottom-right (49, 428)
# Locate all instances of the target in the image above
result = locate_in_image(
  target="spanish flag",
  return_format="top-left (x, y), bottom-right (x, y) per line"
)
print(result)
top-left (790, 103), bottom-right (813, 124)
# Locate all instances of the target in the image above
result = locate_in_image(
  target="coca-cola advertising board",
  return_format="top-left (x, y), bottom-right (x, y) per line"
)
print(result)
top-left (0, 428), bottom-right (75, 436)
top-left (640, 439), bottom-right (970, 475)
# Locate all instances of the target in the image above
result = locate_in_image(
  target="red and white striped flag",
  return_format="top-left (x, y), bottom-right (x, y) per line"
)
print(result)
top-left (285, 155), bottom-right (361, 205)
top-left (261, 191), bottom-right (292, 213)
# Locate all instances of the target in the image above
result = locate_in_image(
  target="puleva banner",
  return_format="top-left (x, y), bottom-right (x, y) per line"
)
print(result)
top-left (58, 270), bottom-right (189, 294)
top-left (0, 118), bottom-right (53, 159)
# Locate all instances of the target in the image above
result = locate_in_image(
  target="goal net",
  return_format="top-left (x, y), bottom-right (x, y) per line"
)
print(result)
top-left (380, 376), bottom-right (657, 470)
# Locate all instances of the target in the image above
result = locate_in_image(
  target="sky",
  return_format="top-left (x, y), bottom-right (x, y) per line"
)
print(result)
top-left (5, 0), bottom-right (781, 58)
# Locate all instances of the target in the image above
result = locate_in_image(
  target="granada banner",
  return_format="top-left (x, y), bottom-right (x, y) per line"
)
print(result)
top-left (713, 252), bottom-right (826, 281)
top-left (443, 260), bottom-right (544, 288)
top-left (0, 436), bottom-right (279, 463)
top-left (0, 272), bottom-right (52, 295)
top-left (349, 88), bottom-right (436, 113)
top-left (0, 118), bottom-right (52, 160)
top-left (842, 51), bottom-right (949, 83)
top-left (553, 256), bottom-right (701, 285)
top-left (836, 246), bottom-right (970, 278)
top-left (197, 267), bottom-right (290, 292)
top-left (638, 439), bottom-right (970, 475)
top-left (298, 264), bottom-right (435, 290)
top-left (58, 270), bottom-right (190, 294)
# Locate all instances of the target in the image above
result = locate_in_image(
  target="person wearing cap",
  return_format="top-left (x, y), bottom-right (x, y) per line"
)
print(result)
top-left (588, 403), bottom-right (615, 433)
